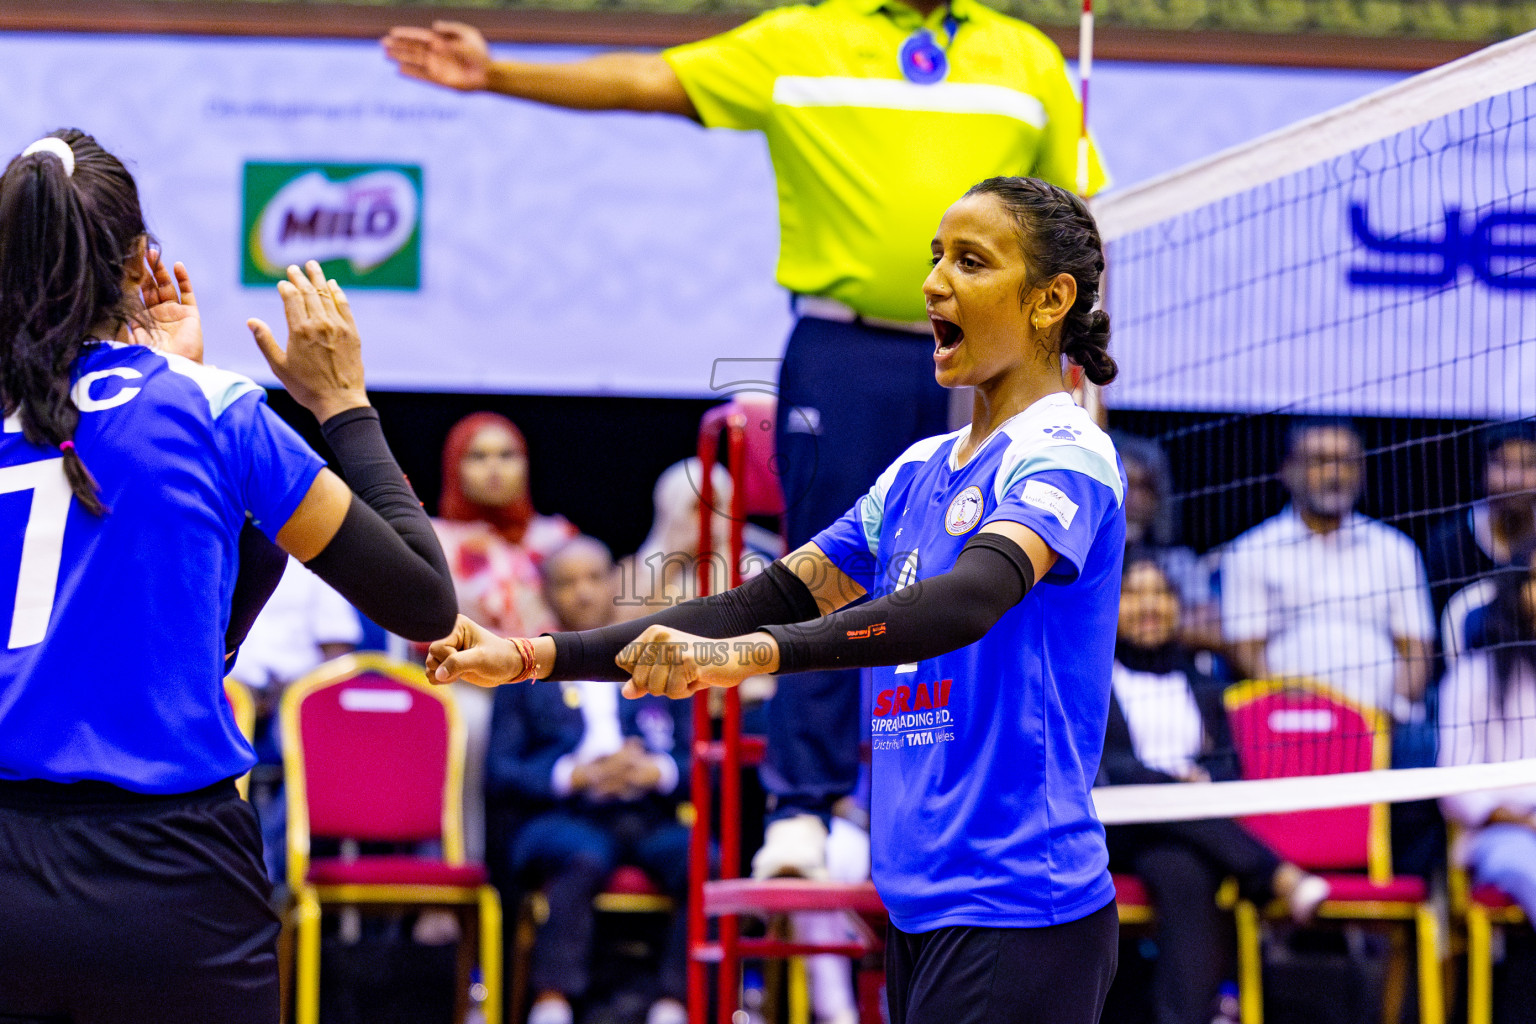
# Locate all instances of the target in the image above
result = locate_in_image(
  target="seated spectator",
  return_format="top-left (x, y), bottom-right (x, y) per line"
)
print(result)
top-left (433, 412), bottom-right (567, 864)
top-left (1425, 422), bottom-right (1536, 622)
top-left (1105, 555), bottom-right (1328, 1024)
top-left (228, 558), bottom-right (361, 882)
top-left (615, 458), bottom-right (782, 620)
top-left (1113, 432), bottom-right (1207, 606)
top-left (1439, 543), bottom-right (1536, 921)
top-left (1220, 419), bottom-right (1434, 724)
top-left (1432, 424), bottom-right (1536, 667)
top-left (487, 536), bottom-right (690, 1024)
top-left (436, 411), bottom-right (575, 632)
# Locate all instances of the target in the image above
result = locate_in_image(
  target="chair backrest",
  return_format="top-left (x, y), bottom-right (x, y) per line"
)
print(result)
top-left (281, 654), bottom-right (466, 889)
top-left (224, 677), bottom-right (257, 800)
top-left (1224, 679), bottom-right (1392, 881)
top-left (224, 677), bottom-right (256, 742)
top-left (702, 395), bottom-right (785, 519)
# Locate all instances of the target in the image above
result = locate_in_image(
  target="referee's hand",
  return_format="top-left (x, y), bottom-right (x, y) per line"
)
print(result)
top-left (383, 21), bottom-right (491, 93)
top-left (426, 614), bottom-right (525, 687)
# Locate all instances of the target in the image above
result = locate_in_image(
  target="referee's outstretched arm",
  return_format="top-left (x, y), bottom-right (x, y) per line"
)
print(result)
top-left (383, 21), bottom-right (697, 117)
top-left (246, 261), bottom-right (459, 644)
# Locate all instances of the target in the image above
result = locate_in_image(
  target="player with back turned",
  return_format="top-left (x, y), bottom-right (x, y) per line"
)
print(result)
top-left (0, 130), bottom-right (457, 1024)
top-left (430, 176), bottom-right (1126, 1024)
top-left (383, 4), bottom-right (1108, 879)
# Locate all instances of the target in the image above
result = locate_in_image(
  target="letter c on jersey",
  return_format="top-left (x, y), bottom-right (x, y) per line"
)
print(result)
top-left (71, 368), bottom-right (143, 412)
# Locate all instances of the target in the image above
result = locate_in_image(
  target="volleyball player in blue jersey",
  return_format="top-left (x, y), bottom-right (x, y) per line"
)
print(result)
top-left (0, 130), bottom-right (458, 1024)
top-left (431, 176), bottom-right (1124, 1023)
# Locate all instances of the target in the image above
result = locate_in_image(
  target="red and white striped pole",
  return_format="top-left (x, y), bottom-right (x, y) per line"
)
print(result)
top-left (1075, 0), bottom-right (1094, 197)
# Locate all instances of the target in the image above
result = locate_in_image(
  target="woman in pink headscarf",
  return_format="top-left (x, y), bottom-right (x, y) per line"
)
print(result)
top-left (435, 412), bottom-right (575, 639)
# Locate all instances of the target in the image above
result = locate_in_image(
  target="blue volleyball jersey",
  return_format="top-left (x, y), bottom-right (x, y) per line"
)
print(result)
top-left (0, 342), bottom-right (325, 793)
top-left (812, 392), bottom-right (1126, 931)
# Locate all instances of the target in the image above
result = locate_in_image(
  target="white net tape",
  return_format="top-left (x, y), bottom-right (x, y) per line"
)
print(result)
top-left (1093, 758), bottom-right (1536, 825)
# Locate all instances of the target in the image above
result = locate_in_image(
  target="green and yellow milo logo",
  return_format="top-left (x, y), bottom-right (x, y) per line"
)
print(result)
top-left (242, 162), bottom-right (421, 289)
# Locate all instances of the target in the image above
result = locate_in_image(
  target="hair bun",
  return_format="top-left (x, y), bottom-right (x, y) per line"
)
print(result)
top-left (1064, 309), bottom-right (1117, 386)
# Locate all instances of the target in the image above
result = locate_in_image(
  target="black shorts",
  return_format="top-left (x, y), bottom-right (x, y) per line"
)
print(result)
top-left (0, 779), bottom-right (280, 1024)
top-left (885, 900), bottom-right (1119, 1024)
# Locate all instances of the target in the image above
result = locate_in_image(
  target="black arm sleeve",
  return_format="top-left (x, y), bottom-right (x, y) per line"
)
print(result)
top-left (224, 520), bottom-right (289, 661)
top-left (764, 532), bottom-right (1036, 675)
top-left (301, 407), bottom-right (457, 642)
top-left (546, 560), bottom-right (821, 681)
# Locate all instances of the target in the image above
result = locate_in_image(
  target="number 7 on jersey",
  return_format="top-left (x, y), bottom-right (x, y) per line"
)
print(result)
top-left (0, 460), bottom-right (72, 649)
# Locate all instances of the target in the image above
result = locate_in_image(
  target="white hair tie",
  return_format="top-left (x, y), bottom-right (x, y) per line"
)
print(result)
top-left (20, 137), bottom-right (74, 178)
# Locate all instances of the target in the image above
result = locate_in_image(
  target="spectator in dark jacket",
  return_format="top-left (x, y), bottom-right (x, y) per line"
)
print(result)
top-left (486, 536), bottom-right (690, 1024)
top-left (1103, 554), bottom-right (1328, 1024)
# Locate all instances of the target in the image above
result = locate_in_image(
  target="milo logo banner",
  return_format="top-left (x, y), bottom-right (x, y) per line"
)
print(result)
top-left (242, 163), bottom-right (422, 289)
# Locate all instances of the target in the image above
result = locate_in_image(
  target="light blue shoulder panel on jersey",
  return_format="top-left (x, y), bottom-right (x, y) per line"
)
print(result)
top-left (160, 352), bottom-right (265, 419)
top-left (991, 411), bottom-right (1124, 508)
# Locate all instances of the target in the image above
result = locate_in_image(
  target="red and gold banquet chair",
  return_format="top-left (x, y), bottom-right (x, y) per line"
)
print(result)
top-left (224, 676), bottom-right (257, 799)
top-left (1446, 824), bottom-right (1525, 1024)
top-left (280, 654), bottom-right (502, 1024)
top-left (1224, 679), bottom-right (1442, 1024)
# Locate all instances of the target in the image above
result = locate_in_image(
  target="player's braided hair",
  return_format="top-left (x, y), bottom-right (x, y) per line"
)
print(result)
top-left (0, 129), bottom-right (147, 515)
top-left (964, 176), bottom-right (1117, 386)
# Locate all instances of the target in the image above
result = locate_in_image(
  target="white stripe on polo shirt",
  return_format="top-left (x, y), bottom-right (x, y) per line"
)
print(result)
top-left (772, 76), bottom-right (1048, 128)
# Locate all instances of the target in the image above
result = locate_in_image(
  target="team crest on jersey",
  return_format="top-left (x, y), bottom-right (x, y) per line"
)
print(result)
top-left (944, 485), bottom-right (985, 536)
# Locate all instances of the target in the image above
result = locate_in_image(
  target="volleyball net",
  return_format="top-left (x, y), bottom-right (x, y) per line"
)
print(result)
top-left (1088, 29), bottom-right (1536, 828)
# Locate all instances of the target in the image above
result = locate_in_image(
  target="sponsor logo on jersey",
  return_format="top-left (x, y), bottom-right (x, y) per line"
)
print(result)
top-left (944, 485), bottom-right (984, 536)
top-left (871, 679), bottom-right (958, 748)
top-left (1022, 479), bottom-right (1079, 529)
top-left (242, 162), bottom-right (422, 288)
top-left (873, 679), bottom-right (952, 716)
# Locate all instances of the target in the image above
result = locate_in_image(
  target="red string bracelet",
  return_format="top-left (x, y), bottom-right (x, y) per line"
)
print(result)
top-left (507, 636), bottom-right (539, 684)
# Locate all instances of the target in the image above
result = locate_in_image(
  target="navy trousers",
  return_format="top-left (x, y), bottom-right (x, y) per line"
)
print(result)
top-left (509, 806), bottom-right (690, 1001)
top-left (765, 315), bottom-right (950, 820)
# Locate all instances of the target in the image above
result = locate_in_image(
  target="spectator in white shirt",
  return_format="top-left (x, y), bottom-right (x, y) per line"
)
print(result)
top-left (1439, 545), bottom-right (1536, 921)
top-left (1220, 420), bottom-right (1434, 723)
top-left (228, 558), bottom-right (362, 694)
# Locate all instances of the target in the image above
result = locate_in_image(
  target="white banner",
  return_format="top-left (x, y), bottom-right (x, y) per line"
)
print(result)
top-left (0, 34), bottom-right (788, 397)
top-left (1101, 35), bottom-right (1536, 420)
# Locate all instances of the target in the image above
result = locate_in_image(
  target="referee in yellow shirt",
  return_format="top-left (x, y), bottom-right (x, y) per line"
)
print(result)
top-left (385, 0), bottom-right (1105, 889)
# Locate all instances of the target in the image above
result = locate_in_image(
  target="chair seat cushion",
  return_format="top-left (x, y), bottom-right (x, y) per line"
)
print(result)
top-left (605, 865), bottom-right (663, 896)
top-left (308, 855), bottom-right (488, 887)
top-left (1314, 873), bottom-right (1427, 903)
top-left (1113, 874), bottom-right (1151, 907)
top-left (1471, 884), bottom-right (1518, 909)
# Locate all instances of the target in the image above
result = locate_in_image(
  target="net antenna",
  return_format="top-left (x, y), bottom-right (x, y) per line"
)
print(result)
top-left (1075, 0), bottom-right (1093, 198)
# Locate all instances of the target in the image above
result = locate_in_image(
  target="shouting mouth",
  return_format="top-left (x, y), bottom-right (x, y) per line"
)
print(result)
top-left (930, 315), bottom-right (964, 356)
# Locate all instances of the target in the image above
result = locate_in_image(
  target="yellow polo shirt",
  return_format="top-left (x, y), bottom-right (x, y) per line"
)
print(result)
top-left (665, 0), bottom-right (1107, 323)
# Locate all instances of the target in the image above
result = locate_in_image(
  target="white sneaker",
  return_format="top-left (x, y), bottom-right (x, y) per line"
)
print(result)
top-left (648, 997), bottom-right (688, 1024)
top-left (752, 814), bottom-right (829, 880)
top-left (1287, 874), bottom-right (1330, 924)
top-left (528, 996), bottom-right (574, 1024)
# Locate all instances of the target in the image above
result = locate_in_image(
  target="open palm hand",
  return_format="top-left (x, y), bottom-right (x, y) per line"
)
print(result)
top-left (134, 251), bottom-right (203, 362)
